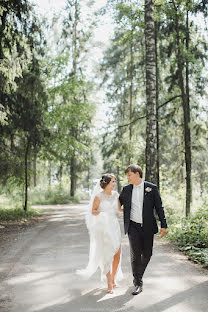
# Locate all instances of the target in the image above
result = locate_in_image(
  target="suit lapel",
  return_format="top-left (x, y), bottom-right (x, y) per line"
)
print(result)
top-left (142, 181), bottom-right (147, 218)
top-left (128, 184), bottom-right (133, 212)
top-left (143, 181), bottom-right (147, 205)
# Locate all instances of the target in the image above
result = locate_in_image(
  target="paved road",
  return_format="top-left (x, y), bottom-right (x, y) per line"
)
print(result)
top-left (0, 202), bottom-right (208, 312)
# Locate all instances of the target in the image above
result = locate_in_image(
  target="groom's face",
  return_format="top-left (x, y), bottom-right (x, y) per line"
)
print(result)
top-left (126, 170), bottom-right (140, 184)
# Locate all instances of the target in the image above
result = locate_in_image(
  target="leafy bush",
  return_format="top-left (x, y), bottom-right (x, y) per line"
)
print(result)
top-left (161, 188), bottom-right (185, 226)
top-left (0, 207), bottom-right (40, 221)
top-left (0, 191), bottom-right (24, 210)
top-left (166, 207), bottom-right (208, 267)
top-left (184, 247), bottom-right (208, 267)
top-left (30, 185), bottom-right (85, 205)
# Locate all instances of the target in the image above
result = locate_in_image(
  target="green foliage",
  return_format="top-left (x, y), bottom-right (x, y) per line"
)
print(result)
top-left (166, 206), bottom-right (208, 267)
top-left (0, 207), bottom-right (40, 222)
top-left (39, 2), bottom-right (96, 197)
top-left (0, 0), bottom-right (32, 94)
top-left (184, 248), bottom-right (208, 267)
top-left (42, 53), bottom-right (95, 193)
top-left (30, 186), bottom-right (81, 205)
top-left (0, 0), bottom-right (49, 210)
top-left (0, 186), bottom-right (23, 209)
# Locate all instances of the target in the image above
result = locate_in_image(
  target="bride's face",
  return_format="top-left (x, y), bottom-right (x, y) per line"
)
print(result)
top-left (106, 178), bottom-right (116, 191)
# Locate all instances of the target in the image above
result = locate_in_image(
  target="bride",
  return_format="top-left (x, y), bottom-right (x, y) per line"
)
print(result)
top-left (76, 173), bottom-right (123, 293)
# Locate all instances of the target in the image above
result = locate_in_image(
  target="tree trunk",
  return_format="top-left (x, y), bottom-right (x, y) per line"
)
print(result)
top-left (69, 0), bottom-right (78, 197)
top-left (48, 161), bottom-right (52, 187)
top-left (0, 10), bottom-right (7, 59)
top-left (72, 0), bottom-right (78, 76)
top-left (129, 42), bottom-right (133, 144)
top-left (155, 19), bottom-right (160, 189)
top-left (87, 165), bottom-right (90, 192)
top-left (185, 7), bottom-right (192, 213)
top-left (70, 155), bottom-right (76, 197)
top-left (28, 154), bottom-right (31, 188)
top-left (199, 163), bottom-right (203, 197)
top-left (117, 165), bottom-right (121, 193)
top-left (33, 150), bottom-right (37, 187)
top-left (173, 1), bottom-right (192, 216)
top-left (24, 139), bottom-right (30, 211)
top-left (59, 163), bottom-right (63, 183)
top-left (145, 0), bottom-right (157, 184)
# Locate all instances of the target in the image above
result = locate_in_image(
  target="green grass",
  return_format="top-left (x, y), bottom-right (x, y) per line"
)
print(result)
top-left (0, 194), bottom-right (22, 210)
top-left (0, 207), bottom-right (41, 222)
top-left (30, 187), bottom-right (81, 205)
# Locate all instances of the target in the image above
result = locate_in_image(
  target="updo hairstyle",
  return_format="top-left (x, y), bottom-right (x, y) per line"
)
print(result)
top-left (100, 173), bottom-right (116, 189)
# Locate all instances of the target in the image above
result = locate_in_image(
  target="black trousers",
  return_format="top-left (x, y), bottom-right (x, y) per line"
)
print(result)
top-left (128, 220), bottom-right (154, 286)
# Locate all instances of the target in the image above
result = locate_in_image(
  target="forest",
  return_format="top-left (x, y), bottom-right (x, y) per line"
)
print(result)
top-left (0, 0), bottom-right (207, 266)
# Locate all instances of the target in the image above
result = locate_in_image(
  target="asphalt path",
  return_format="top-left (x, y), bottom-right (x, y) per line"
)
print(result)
top-left (0, 202), bottom-right (208, 312)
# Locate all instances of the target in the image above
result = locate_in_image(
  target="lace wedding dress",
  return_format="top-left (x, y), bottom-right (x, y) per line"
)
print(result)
top-left (76, 190), bottom-right (123, 282)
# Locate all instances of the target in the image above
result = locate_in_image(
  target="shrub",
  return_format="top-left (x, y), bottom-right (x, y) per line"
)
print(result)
top-left (0, 207), bottom-right (40, 221)
top-left (166, 207), bottom-right (208, 267)
top-left (29, 185), bottom-right (85, 205)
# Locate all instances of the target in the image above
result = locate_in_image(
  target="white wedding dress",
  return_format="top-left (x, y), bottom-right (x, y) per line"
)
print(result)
top-left (76, 190), bottom-right (123, 282)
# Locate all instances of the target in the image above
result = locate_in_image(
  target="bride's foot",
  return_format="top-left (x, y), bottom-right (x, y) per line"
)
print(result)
top-left (106, 271), bottom-right (113, 293)
top-left (107, 281), bottom-right (113, 294)
top-left (107, 288), bottom-right (113, 294)
top-left (111, 275), bottom-right (116, 288)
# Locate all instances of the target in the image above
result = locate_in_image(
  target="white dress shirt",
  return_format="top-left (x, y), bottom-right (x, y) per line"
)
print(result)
top-left (130, 181), bottom-right (144, 224)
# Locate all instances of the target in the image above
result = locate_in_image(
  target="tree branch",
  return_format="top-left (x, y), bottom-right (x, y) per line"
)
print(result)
top-left (158, 94), bottom-right (181, 109)
top-left (118, 94), bottom-right (181, 128)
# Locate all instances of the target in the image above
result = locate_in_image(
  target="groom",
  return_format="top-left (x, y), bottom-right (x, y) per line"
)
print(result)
top-left (119, 164), bottom-right (167, 295)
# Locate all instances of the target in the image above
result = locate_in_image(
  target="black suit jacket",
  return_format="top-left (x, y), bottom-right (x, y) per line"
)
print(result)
top-left (119, 181), bottom-right (167, 235)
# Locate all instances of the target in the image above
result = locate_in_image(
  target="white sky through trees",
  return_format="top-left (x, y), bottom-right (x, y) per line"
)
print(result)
top-left (32, 0), bottom-right (114, 133)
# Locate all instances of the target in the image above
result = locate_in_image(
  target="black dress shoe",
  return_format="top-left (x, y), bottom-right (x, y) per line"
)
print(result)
top-left (132, 283), bottom-right (143, 295)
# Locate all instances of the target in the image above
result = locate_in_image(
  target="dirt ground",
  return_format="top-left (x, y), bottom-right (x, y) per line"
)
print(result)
top-left (0, 202), bottom-right (208, 312)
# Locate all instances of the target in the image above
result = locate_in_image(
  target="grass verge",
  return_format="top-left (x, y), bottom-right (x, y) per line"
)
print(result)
top-left (30, 186), bottom-right (85, 205)
top-left (0, 207), bottom-right (41, 222)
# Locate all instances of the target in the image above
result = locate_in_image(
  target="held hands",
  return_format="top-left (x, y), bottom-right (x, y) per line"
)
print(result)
top-left (92, 210), bottom-right (100, 215)
top-left (160, 228), bottom-right (167, 238)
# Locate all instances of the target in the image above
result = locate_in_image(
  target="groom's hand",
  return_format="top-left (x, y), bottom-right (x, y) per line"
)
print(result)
top-left (160, 228), bottom-right (167, 238)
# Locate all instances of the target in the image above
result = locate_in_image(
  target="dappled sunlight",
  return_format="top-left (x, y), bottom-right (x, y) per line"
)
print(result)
top-left (7, 271), bottom-right (54, 285)
top-left (0, 202), bottom-right (207, 312)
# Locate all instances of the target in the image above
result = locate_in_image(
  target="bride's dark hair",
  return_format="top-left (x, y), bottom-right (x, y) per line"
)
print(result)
top-left (100, 173), bottom-right (116, 189)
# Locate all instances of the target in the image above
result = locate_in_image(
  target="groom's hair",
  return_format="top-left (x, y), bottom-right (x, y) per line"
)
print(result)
top-left (125, 164), bottom-right (143, 178)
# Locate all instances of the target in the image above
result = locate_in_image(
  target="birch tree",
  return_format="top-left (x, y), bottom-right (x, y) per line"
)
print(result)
top-left (145, 0), bottom-right (157, 184)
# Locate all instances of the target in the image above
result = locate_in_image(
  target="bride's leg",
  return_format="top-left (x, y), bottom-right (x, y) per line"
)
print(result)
top-left (111, 247), bottom-right (121, 287)
top-left (106, 271), bottom-right (113, 293)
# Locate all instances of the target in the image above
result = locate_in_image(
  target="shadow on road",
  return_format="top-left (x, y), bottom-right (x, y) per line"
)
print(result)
top-left (34, 286), bottom-right (133, 312)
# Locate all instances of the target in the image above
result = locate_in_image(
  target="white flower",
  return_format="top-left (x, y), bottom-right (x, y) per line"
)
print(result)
top-left (145, 187), bottom-right (152, 193)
